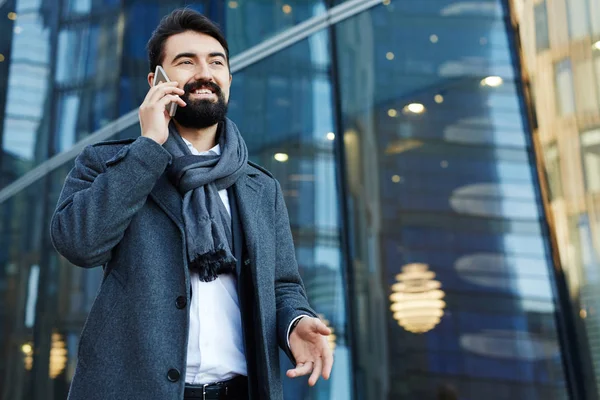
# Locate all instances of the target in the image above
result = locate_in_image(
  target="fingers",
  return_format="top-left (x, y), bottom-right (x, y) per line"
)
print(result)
top-left (158, 94), bottom-right (187, 108)
top-left (322, 343), bottom-right (334, 380)
top-left (286, 361), bottom-right (313, 379)
top-left (316, 319), bottom-right (331, 336)
top-left (308, 358), bottom-right (322, 386)
top-left (144, 82), bottom-right (185, 106)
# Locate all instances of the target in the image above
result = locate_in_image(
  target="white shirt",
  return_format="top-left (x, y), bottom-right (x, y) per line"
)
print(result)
top-left (182, 137), bottom-right (306, 385)
top-left (183, 138), bottom-right (247, 384)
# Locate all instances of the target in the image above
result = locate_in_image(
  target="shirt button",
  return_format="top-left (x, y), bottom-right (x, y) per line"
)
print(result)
top-left (175, 296), bottom-right (187, 309)
top-left (167, 368), bottom-right (180, 382)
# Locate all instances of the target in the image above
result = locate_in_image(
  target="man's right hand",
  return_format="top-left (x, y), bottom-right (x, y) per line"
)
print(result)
top-left (139, 81), bottom-right (186, 145)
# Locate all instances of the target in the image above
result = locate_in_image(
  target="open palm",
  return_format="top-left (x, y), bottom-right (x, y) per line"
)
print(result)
top-left (286, 317), bottom-right (334, 386)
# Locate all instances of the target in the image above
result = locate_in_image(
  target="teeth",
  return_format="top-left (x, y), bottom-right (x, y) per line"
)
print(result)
top-left (194, 89), bottom-right (212, 94)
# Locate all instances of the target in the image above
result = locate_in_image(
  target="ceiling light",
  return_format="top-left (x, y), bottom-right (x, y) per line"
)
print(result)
top-left (581, 309), bottom-right (588, 318)
top-left (392, 175), bottom-right (401, 183)
top-left (282, 4), bottom-right (292, 14)
top-left (50, 333), bottom-right (67, 379)
top-left (403, 103), bottom-right (426, 114)
top-left (22, 342), bottom-right (33, 371)
top-left (14, 26), bottom-right (22, 34)
top-left (390, 263), bottom-right (446, 334)
top-left (385, 139), bottom-right (423, 155)
top-left (594, 40), bottom-right (600, 50)
top-left (383, 0), bottom-right (391, 5)
top-left (228, 1), bottom-right (238, 8)
top-left (434, 94), bottom-right (444, 103)
top-left (386, 52), bottom-right (395, 60)
top-left (274, 153), bottom-right (289, 162)
top-left (326, 132), bottom-right (335, 141)
top-left (0, 54), bottom-right (5, 62)
top-left (481, 76), bottom-right (503, 87)
top-left (441, 160), bottom-right (448, 168)
top-left (8, 12), bottom-right (16, 20)
top-left (388, 108), bottom-right (398, 118)
top-left (430, 34), bottom-right (438, 43)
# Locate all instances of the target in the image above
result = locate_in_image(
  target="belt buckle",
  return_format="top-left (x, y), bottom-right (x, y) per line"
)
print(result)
top-left (202, 381), bottom-right (228, 400)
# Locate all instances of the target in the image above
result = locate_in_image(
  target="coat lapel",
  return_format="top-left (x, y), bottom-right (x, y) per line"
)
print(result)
top-left (233, 167), bottom-right (264, 273)
top-left (148, 173), bottom-right (184, 231)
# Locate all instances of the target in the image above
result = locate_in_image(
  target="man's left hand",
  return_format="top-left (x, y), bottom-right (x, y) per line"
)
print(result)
top-left (286, 317), bottom-right (334, 386)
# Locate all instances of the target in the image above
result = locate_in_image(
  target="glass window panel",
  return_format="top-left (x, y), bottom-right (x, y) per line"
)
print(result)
top-left (595, 50), bottom-right (600, 106)
top-left (55, 92), bottom-right (81, 153)
top-left (582, 128), bottom-right (600, 192)
top-left (567, 0), bottom-right (591, 39)
top-left (55, 25), bottom-right (92, 85)
top-left (62, 0), bottom-right (92, 16)
top-left (591, 0), bottom-right (600, 36)
top-left (555, 58), bottom-right (576, 115)
top-left (574, 59), bottom-right (599, 113)
top-left (543, 144), bottom-right (563, 200)
top-left (56, 18), bottom-right (120, 88)
top-left (534, 1), bottom-right (550, 52)
top-left (1, 7), bottom-right (52, 180)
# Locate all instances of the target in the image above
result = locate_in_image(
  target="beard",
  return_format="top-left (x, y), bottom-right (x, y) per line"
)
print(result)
top-left (173, 80), bottom-right (228, 129)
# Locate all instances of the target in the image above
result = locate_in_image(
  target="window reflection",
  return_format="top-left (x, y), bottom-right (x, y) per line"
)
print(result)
top-left (566, 0), bottom-right (590, 39)
top-left (581, 129), bottom-right (600, 193)
top-left (1, 6), bottom-right (51, 169)
top-left (555, 59), bottom-right (576, 115)
top-left (543, 144), bottom-right (563, 201)
top-left (337, 2), bottom-right (566, 398)
top-left (534, 1), bottom-right (549, 52)
top-left (225, 0), bottom-right (327, 56)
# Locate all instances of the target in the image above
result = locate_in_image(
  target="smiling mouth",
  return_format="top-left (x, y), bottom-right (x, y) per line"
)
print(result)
top-left (192, 88), bottom-right (215, 95)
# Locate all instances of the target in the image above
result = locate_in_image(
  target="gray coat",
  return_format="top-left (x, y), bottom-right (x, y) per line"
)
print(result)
top-left (50, 136), bottom-right (317, 399)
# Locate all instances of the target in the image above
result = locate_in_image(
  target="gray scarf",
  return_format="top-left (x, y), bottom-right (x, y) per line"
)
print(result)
top-left (164, 118), bottom-right (248, 282)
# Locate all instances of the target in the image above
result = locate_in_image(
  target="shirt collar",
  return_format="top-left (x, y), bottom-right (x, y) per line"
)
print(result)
top-left (181, 136), bottom-right (221, 156)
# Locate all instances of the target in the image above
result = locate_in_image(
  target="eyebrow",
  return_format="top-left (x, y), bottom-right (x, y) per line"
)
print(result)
top-left (171, 51), bottom-right (227, 64)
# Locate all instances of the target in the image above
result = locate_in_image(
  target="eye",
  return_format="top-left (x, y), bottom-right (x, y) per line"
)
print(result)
top-left (212, 60), bottom-right (224, 66)
top-left (178, 60), bottom-right (193, 65)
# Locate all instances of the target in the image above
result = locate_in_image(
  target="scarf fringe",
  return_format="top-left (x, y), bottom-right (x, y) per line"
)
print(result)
top-left (189, 248), bottom-right (236, 282)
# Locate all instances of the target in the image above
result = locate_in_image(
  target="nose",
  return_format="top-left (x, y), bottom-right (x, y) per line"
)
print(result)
top-left (193, 61), bottom-right (213, 82)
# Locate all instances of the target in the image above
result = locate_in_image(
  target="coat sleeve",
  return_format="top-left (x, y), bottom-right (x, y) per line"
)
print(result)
top-left (50, 137), bottom-right (172, 268)
top-left (273, 179), bottom-right (318, 362)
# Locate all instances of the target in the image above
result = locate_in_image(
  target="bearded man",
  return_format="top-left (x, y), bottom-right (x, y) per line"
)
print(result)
top-left (50, 8), bottom-right (333, 400)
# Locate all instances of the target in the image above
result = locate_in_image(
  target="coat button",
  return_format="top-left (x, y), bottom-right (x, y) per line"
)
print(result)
top-left (175, 296), bottom-right (187, 309)
top-left (167, 368), bottom-right (180, 382)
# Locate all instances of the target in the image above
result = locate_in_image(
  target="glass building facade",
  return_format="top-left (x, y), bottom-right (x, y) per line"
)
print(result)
top-left (0, 0), bottom-right (587, 399)
top-left (517, 0), bottom-right (600, 398)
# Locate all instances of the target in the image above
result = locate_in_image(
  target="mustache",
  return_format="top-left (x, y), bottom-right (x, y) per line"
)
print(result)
top-left (183, 80), bottom-right (222, 97)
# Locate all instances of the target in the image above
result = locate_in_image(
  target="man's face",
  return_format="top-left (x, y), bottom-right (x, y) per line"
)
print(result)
top-left (148, 30), bottom-right (232, 129)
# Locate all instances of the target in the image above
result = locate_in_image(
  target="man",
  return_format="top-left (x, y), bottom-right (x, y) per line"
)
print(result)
top-left (50, 8), bottom-right (333, 400)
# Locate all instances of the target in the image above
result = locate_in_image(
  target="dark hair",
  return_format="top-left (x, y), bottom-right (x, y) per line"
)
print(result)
top-left (146, 8), bottom-right (230, 73)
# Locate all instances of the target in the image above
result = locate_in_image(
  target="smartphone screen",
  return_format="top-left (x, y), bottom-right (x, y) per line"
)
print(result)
top-left (153, 65), bottom-right (178, 117)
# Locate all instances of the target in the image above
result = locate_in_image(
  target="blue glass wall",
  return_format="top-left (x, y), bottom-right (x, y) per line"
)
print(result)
top-left (336, 1), bottom-right (568, 398)
top-left (0, 0), bottom-right (577, 399)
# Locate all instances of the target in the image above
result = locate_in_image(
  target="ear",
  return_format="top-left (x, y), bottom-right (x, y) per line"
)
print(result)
top-left (147, 72), bottom-right (155, 88)
top-left (229, 73), bottom-right (232, 84)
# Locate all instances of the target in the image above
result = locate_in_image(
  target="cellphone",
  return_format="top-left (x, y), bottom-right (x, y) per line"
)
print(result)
top-left (153, 65), bottom-right (178, 117)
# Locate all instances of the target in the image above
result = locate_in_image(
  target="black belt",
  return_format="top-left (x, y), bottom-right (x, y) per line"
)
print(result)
top-left (184, 375), bottom-right (248, 400)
